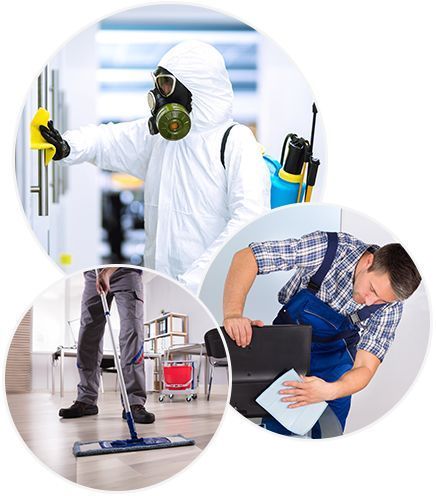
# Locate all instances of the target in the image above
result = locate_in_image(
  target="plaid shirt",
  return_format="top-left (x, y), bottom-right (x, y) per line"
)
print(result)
top-left (249, 231), bottom-right (403, 361)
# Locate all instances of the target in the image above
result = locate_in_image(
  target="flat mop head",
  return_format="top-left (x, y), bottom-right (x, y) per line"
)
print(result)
top-left (73, 434), bottom-right (195, 457)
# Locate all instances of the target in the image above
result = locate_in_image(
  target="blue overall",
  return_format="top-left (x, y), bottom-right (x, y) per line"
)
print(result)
top-left (263, 232), bottom-right (383, 438)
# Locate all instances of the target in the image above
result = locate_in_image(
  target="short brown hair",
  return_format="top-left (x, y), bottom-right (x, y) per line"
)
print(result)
top-left (369, 243), bottom-right (421, 300)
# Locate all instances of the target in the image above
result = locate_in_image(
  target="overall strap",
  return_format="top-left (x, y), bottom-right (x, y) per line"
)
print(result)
top-left (220, 124), bottom-right (238, 169)
top-left (348, 304), bottom-right (385, 325)
top-left (307, 232), bottom-right (338, 293)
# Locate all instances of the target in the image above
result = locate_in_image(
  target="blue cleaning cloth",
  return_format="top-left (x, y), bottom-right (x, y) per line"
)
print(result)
top-left (256, 369), bottom-right (328, 436)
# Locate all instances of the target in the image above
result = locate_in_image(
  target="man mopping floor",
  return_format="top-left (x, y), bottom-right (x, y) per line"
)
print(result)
top-left (59, 268), bottom-right (155, 425)
top-left (70, 272), bottom-right (194, 457)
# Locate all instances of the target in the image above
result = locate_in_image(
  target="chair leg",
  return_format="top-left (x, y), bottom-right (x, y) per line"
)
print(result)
top-left (99, 370), bottom-right (104, 394)
top-left (207, 365), bottom-right (214, 401)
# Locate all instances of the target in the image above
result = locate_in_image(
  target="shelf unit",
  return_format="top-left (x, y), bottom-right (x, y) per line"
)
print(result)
top-left (144, 312), bottom-right (189, 390)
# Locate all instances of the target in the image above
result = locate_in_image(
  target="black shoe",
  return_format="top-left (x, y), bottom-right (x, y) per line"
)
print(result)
top-left (59, 401), bottom-right (98, 418)
top-left (122, 404), bottom-right (155, 424)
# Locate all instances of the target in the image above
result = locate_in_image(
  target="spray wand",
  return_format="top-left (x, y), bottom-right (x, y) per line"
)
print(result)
top-left (302, 103), bottom-right (319, 202)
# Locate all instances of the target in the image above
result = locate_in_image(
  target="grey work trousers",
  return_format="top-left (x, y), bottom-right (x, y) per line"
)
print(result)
top-left (76, 268), bottom-right (146, 407)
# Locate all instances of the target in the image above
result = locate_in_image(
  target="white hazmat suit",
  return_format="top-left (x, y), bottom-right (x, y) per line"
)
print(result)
top-left (60, 41), bottom-right (271, 293)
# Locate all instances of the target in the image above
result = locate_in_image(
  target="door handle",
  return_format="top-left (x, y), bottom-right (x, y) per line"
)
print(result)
top-left (59, 90), bottom-right (69, 195)
top-left (30, 67), bottom-right (50, 216)
top-left (50, 69), bottom-right (60, 204)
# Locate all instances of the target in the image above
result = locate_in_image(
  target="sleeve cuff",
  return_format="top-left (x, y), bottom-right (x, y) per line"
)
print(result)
top-left (356, 340), bottom-right (387, 362)
top-left (248, 242), bottom-right (270, 275)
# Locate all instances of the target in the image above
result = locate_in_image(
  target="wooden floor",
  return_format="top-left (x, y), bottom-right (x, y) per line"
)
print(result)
top-left (7, 389), bottom-right (228, 490)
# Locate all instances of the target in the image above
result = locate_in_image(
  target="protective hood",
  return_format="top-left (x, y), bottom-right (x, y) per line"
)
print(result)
top-left (158, 40), bottom-right (234, 133)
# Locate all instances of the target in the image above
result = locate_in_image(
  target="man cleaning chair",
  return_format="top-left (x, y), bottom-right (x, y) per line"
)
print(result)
top-left (222, 230), bottom-right (421, 437)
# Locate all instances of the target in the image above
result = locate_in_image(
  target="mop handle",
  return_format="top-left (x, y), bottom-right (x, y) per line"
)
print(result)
top-left (95, 270), bottom-right (138, 439)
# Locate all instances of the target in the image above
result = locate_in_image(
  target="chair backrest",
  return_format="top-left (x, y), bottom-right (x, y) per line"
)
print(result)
top-left (204, 328), bottom-right (227, 359)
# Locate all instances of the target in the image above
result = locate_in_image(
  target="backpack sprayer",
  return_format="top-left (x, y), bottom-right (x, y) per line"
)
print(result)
top-left (268, 103), bottom-right (320, 207)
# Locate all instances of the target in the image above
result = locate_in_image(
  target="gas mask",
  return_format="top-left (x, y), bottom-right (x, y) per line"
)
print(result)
top-left (147, 67), bottom-right (192, 141)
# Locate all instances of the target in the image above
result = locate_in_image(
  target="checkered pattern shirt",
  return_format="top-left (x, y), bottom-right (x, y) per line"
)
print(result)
top-left (249, 231), bottom-right (403, 361)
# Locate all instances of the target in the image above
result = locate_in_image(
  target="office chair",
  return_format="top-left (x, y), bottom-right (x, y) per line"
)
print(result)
top-left (204, 329), bottom-right (228, 401)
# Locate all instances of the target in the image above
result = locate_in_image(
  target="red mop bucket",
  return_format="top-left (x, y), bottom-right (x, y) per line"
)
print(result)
top-left (162, 361), bottom-right (193, 390)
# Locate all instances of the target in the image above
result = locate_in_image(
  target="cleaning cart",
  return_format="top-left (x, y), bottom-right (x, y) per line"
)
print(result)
top-left (158, 345), bottom-right (203, 402)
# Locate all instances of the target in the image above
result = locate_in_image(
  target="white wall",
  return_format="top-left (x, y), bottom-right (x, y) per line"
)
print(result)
top-left (31, 275), bottom-right (86, 394)
top-left (32, 278), bottom-right (66, 353)
top-left (32, 353), bottom-right (53, 392)
top-left (340, 208), bottom-right (430, 433)
top-left (200, 204), bottom-right (341, 323)
top-left (257, 37), bottom-right (327, 202)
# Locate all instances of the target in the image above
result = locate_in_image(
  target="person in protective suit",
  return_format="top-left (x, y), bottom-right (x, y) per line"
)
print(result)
top-left (59, 267), bottom-right (155, 424)
top-left (222, 231), bottom-right (421, 437)
top-left (39, 41), bottom-right (271, 293)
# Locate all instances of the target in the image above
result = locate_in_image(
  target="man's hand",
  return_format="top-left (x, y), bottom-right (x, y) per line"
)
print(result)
top-left (39, 120), bottom-right (70, 160)
top-left (279, 350), bottom-right (381, 408)
top-left (279, 375), bottom-right (337, 408)
top-left (96, 268), bottom-right (118, 294)
top-left (223, 316), bottom-right (264, 348)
